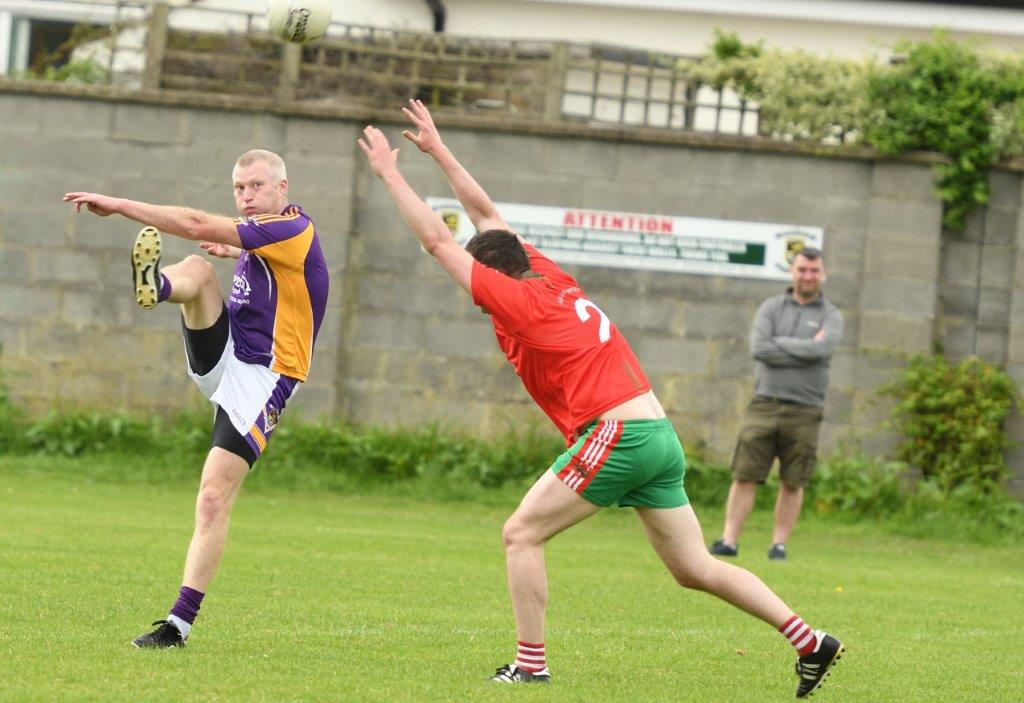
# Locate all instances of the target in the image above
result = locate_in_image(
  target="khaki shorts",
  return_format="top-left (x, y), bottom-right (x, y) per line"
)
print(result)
top-left (731, 396), bottom-right (824, 488)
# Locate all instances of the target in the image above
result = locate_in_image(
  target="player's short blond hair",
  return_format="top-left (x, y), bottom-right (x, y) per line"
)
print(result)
top-left (234, 149), bottom-right (287, 183)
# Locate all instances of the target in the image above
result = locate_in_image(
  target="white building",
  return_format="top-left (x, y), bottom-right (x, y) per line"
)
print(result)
top-left (358, 0), bottom-right (1024, 57)
top-left (5, 0), bottom-right (1024, 77)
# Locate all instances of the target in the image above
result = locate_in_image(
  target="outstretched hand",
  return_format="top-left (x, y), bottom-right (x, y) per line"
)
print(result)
top-left (357, 126), bottom-right (400, 178)
top-left (401, 99), bottom-right (443, 154)
top-left (200, 241), bottom-right (241, 259)
top-left (62, 192), bottom-right (119, 217)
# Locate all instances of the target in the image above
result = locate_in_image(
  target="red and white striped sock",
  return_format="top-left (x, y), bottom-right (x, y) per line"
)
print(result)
top-left (514, 641), bottom-right (547, 673)
top-left (780, 615), bottom-right (819, 656)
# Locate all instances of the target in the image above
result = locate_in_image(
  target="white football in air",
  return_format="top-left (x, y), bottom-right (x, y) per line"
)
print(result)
top-left (267, 0), bottom-right (332, 43)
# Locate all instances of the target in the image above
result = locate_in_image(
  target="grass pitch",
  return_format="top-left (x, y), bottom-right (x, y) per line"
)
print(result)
top-left (1, 457), bottom-right (1022, 702)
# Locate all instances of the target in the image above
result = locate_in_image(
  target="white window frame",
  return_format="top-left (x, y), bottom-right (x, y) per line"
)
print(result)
top-left (0, 11), bottom-right (11, 74)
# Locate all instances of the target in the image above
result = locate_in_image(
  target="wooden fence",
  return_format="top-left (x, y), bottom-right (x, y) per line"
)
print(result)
top-left (113, 1), bottom-right (758, 134)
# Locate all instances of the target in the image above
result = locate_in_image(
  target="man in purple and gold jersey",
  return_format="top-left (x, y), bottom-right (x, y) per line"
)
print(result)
top-left (63, 149), bottom-right (329, 648)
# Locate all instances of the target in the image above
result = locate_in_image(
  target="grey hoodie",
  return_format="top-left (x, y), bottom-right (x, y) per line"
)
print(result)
top-left (749, 291), bottom-right (844, 408)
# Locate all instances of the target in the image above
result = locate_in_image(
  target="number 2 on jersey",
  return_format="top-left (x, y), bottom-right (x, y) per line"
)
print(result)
top-left (575, 298), bottom-right (611, 343)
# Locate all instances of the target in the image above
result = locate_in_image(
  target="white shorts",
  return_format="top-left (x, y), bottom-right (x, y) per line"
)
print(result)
top-left (186, 329), bottom-right (297, 454)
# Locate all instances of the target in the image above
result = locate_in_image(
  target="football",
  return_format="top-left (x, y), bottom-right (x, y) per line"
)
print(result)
top-left (266, 0), bottom-right (332, 43)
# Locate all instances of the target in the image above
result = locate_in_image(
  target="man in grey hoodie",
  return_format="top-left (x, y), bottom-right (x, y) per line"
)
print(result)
top-left (709, 247), bottom-right (843, 561)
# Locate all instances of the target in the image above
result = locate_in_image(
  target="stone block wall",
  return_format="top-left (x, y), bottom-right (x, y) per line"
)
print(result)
top-left (1, 86), bottom-right (1022, 491)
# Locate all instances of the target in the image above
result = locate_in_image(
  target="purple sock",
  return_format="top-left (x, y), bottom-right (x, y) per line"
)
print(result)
top-left (157, 274), bottom-right (172, 303)
top-left (169, 586), bottom-right (205, 625)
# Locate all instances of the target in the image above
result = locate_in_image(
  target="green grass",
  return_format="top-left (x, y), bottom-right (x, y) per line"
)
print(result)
top-left (2, 456), bottom-right (1023, 702)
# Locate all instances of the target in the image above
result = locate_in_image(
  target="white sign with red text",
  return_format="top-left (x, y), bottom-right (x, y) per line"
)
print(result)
top-left (427, 198), bottom-right (824, 280)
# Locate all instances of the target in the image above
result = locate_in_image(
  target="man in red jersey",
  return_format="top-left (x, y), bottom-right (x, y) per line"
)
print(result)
top-left (358, 100), bottom-right (844, 700)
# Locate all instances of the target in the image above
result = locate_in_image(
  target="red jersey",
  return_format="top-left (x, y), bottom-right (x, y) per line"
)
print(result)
top-left (471, 242), bottom-right (651, 443)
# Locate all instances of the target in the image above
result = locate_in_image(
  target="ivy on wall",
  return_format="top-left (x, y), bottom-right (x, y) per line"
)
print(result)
top-left (679, 30), bottom-right (1024, 229)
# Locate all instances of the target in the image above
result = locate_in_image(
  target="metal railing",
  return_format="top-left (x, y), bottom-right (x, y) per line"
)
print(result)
top-left (561, 44), bottom-right (757, 133)
top-left (19, 1), bottom-right (759, 135)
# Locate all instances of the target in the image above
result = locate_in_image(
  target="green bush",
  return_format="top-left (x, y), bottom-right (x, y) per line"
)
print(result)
top-left (808, 452), bottom-right (907, 517)
top-left (678, 30), bottom-right (1024, 229)
top-left (0, 403), bottom-right (567, 490)
top-left (10, 409), bottom-right (208, 457)
top-left (27, 23), bottom-right (111, 85)
top-left (864, 34), bottom-right (1007, 229)
top-left (38, 58), bottom-right (109, 84)
top-left (805, 451), bottom-right (1024, 540)
top-left (261, 422), bottom-right (564, 488)
top-left (679, 30), bottom-right (870, 143)
top-left (1, 397), bottom-right (1021, 540)
top-left (881, 354), bottom-right (1017, 493)
top-left (898, 479), bottom-right (1024, 539)
top-left (0, 399), bottom-right (751, 501)
top-left (680, 456), bottom-right (777, 510)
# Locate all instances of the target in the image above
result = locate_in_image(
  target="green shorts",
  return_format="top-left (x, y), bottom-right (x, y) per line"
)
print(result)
top-left (549, 418), bottom-right (688, 509)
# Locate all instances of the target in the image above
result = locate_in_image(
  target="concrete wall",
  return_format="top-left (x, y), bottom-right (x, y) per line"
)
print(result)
top-left (0, 85), bottom-right (1021, 492)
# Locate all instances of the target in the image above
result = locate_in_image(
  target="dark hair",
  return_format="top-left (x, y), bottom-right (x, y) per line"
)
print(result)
top-left (464, 229), bottom-right (531, 278)
top-left (794, 246), bottom-right (823, 262)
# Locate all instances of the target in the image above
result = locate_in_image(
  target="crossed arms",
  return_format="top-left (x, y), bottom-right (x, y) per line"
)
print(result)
top-left (751, 297), bottom-right (844, 367)
top-left (358, 100), bottom-right (512, 292)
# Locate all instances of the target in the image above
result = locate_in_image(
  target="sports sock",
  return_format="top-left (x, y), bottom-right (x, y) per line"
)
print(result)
top-left (514, 640), bottom-right (547, 673)
top-left (166, 613), bottom-right (191, 639)
top-left (167, 586), bottom-right (205, 639)
top-left (157, 274), bottom-right (172, 303)
top-left (780, 615), bottom-right (818, 656)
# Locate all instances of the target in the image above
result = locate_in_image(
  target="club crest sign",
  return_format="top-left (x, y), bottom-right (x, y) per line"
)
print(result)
top-left (775, 230), bottom-right (821, 272)
top-left (440, 210), bottom-right (462, 237)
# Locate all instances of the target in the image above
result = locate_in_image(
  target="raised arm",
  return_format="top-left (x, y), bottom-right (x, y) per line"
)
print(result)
top-left (62, 192), bottom-right (241, 247)
top-left (358, 125), bottom-right (473, 292)
top-left (402, 99), bottom-right (511, 234)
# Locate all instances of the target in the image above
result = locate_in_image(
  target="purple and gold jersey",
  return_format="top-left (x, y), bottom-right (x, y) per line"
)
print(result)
top-left (230, 204), bottom-right (329, 382)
